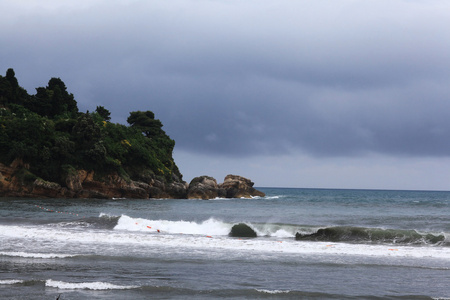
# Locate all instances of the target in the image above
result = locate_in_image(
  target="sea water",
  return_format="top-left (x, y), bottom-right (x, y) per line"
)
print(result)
top-left (0, 188), bottom-right (449, 299)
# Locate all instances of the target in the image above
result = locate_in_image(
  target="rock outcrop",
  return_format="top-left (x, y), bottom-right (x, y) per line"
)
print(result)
top-left (0, 161), bottom-right (264, 200)
top-left (186, 174), bottom-right (265, 199)
top-left (0, 160), bottom-right (186, 199)
top-left (187, 176), bottom-right (224, 199)
top-left (229, 223), bottom-right (257, 237)
top-left (219, 174), bottom-right (266, 198)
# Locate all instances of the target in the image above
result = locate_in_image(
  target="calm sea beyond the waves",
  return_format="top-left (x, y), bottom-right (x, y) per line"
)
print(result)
top-left (0, 188), bottom-right (449, 299)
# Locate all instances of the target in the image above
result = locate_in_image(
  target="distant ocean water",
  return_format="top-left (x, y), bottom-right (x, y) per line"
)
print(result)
top-left (0, 188), bottom-right (449, 299)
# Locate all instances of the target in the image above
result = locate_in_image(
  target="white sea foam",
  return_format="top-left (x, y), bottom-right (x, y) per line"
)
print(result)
top-left (268, 229), bottom-right (294, 238)
top-left (257, 289), bottom-right (290, 294)
top-left (114, 215), bottom-right (231, 236)
top-left (1, 223), bottom-right (449, 260)
top-left (115, 215), bottom-right (296, 238)
top-left (0, 251), bottom-right (76, 259)
top-left (99, 212), bottom-right (119, 218)
top-left (264, 195), bottom-right (281, 199)
top-left (209, 197), bottom-right (229, 200)
top-left (45, 279), bottom-right (138, 290)
top-left (0, 280), bottom-right (24, 285)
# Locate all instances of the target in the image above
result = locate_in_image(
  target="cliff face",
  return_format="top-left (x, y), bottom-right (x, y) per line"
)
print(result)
top-left (0, 159), bottom-right (187, 199)
top-left (0, 160), bottom-right (264, 199)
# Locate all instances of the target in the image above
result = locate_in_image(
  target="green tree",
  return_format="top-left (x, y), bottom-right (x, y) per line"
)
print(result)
top-left (127, 110), bottom-right (164, 137)
top-left (95, 106), bottom-right (111, 121)
top-left (0, 68), bottom-right (183, 187)
top-left (0, 69), bottom-right (28, 106)
top-left (47, 77), bottom-right (78, 118)
top-left (26, 78), bottom-right (78, 118)
top-left (6, 68), bottom-right (18, 89)
top-left (72, 113), bottom-right (106, 168)
top-left (27, 87), bottom-right (53, 116)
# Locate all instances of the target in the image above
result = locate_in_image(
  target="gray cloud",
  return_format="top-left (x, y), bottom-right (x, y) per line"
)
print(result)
top-left (2, 0), bottom-right (450, 161)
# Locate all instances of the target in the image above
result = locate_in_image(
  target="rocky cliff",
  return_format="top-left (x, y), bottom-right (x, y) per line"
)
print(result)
top-left (0, 160), bottom-right (264, 199)
top-left (0, 69), bottom-right (266, 200)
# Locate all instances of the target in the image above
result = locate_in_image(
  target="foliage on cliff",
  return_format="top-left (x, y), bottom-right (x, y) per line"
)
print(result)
top-left (0, 68), bottom-right (182, 186)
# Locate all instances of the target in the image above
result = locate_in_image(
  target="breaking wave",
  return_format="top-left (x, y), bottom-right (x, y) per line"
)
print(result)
top-left (114, 215), bottom-right (297, 237)
top-left (115, 215), bottom-right (231, 235)
top-left (45, 279), bottom-right (139, 290)
top-left (0, 252), bottom-right (78, 259)
top-left (114, 215), bottom-right (448, 246)
top-left (47, 213), bottom-right (120, 230)
top-left (0, 280), bottom-right (24, 285)
top-left (295, 226), bottom-right (447, 245)
top-left (85, 213), bottom-right (121, 229)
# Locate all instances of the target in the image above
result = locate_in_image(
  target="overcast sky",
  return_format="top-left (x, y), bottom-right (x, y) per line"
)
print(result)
top-left (2, 0), bottom-right (450, 190)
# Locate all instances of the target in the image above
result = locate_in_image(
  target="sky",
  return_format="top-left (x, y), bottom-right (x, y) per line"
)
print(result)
top-left (2, 0), bottom-right (450, 190)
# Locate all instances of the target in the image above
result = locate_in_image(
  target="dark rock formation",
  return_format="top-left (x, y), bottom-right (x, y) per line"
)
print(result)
top-left (186, 174), bottom-right (265, 199)
top-left (219, 174), bottom-right (265, 198)
top-left (0, 161), bottom-right (263, 200)
top-left (187, 176), bottom-right (224, 199)
top-left (229, 223), bottom-right (257, 237)
top-left (0, 160), bottom-right (186, 199)
top-left (166, 182), bottom-right (189, 199)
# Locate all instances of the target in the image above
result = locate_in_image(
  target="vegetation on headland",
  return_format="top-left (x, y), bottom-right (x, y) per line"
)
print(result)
top-left (0, 68), bottom-right (182, 188)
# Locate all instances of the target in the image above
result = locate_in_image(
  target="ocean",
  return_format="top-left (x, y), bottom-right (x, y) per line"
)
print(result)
top-left (0, 188), bottom-right (449, 299)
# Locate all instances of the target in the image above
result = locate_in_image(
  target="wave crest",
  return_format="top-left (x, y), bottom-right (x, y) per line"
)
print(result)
top-left (45, 279), bottom-right (138, 290)
top-left (114, 215), bottom-right (231, 235)
top-left (0, 280), bottom-right (24, 285)
top-left (295, 226), bottom-right (446, 245)
top-left (0, 252), bottom-right (77, 259)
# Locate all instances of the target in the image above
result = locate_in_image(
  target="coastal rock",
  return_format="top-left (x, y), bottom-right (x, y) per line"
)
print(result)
top-left (0, 163), bottom-right (13, 192)
top-left (229, 223), bottom-right (257, 237)
top-left (78, 173), bottom-right (148, 199)
top-left (31, 179), bottom-right (65, 198)
top-left (1, 161), bottom-right (261, 200)
top-left (147, 186), bottom-right (168, 199)
top-left (219, 174), bottom-right (265, 198)
top-left (185, 174), bottom-right (265, 199)
top-left (166, 182), bottom-right (188, 199)
top-left (65, 171), bottom-right (83, 191)
top-left (187, 176), bottom-right (222, 199)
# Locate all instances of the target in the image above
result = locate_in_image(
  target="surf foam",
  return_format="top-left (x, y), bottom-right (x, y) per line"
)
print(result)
top-left (114, 215), bottom-right (231, 236)
top-left (0, 280), bottom-right (24, 285)
top-left (0, 251), bottom-right (77, 259)
top-left (114, 215), bottom-right (298, 237)
top-left (256, 289), bottom-right (290, 294)
top-left (1, 223), bottom-right (449, 260)
top-left (45, 279), bottom-right (138, 290)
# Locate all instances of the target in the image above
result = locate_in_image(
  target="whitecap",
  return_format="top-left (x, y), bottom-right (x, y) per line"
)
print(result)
top-left (0, 251), bottom-right (77, 259)
top-left (0, 280), bottom-right (24, 285)
top-left (45, 279), bottom-right (138, 290)
top-left (99, 212), bottom-right (119, 218)
top-left (256, 289), bottom-right (290, 294)
top-left (114, 215), bottom-right (231, 236)
top-left (264, 195), bottom-right (281, 199)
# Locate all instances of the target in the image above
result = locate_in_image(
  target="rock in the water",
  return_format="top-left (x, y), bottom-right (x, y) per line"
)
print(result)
top-left (219, 174), bottom-right (265, 198)
top-left (229, 223), bottom-right (257, 237)
top-left (185, 174), bottom-right (265, 199)
top-left (187, 176), bottom-right (221, 199)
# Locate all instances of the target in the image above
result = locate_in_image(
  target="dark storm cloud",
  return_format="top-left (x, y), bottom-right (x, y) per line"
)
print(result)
top-left (2, 0), bottom-right (450, 158)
